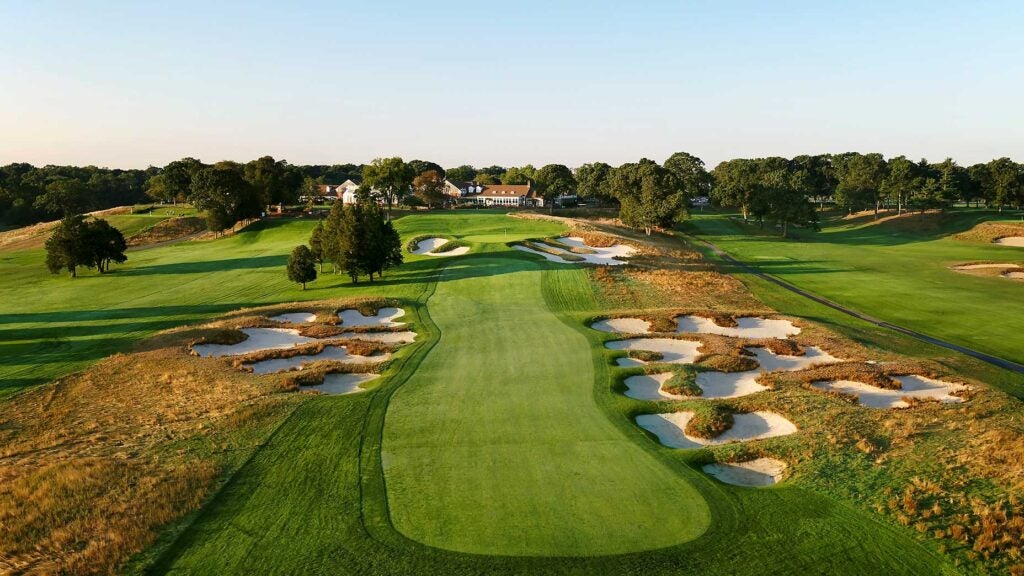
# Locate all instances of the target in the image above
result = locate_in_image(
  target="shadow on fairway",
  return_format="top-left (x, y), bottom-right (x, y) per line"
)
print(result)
top-left (119, 255), bottom-right (287, 276)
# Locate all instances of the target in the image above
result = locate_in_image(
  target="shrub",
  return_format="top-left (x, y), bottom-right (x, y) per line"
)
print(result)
top-left (685, 405), bottom-right (735, 439)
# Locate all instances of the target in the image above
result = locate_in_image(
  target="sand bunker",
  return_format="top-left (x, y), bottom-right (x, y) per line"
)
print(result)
top-left (411, 237), bottom-right (470, 256)
top-left (702, 458), bottom-right (787, 487)
top-left (591, 317), bottom-right (652, 334)
top-left (193, 328), bottom-right (315, 357)
top-left (675, 315), bottom-right (800, 339)
top-left (302, 373), bottom-right (380, 395)
top-left (338, 307), bottom-right (405, 327)
top-left (995, 237), bottom-right (1024, 247)
top-left (952, 263), bottom-right (1020, 271)
top-left (636, 411), bottom-right (797, 448)
top-left (248, 345), bottom-right (389, 375)
top-left (812, 374), bottom-right (968, 409)
top-left (270, 312), bottom-right (318, 324)
top-left (623, 373), bottom-right (683, 401)
top-left (606, 338), bottom-right (701, 366)
top-left (1004, 271), bottom-right (1024, 280)
top-left (514, 237), bottom-right (634, 265)
top-left (337, 331), bottom-right (417, 344)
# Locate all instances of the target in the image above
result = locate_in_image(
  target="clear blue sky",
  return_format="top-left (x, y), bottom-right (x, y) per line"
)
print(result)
top-left (2, 0), bottom-right (1022, 169)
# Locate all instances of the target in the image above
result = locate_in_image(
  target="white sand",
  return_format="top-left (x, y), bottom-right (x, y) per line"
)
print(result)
top-left (695, 346), bottom-right (840, 399)
top-left (702, 458), bottom-right (788, 487)
top-left (302, 373), bottom-right (380, 395)
top-left (591, 317), bottom-right (652, 334)
top-left (636, 411), bottom-right (797, 448)
top-left (812, 374), bottom-right (968, 409)
top-left (338, 307), bottom-right (405, 327)
top-left (513, 239), bottom-right (634, 266)
top-left (411, 237), bottom-right (470, 256)
top-left (1004, 271), bottom-right (1024, 279)
top-left (270, 312), bottom-right (318, 324)
top-left (995, 236), bottom-right (1024, 247)
top-left (605, 338), bottom-right (701, 364)
top-left (675, 315), bottom-right (800, 339)
top-left (193, 328), bottom-right (315, 357)
top-left (952, 263), bottom-right (1020, 270)
top-left (623, 373), bottom-right (684, 401)
top-left (248, 345), bottom-right (389, 375)
top-left (334, 330), bottom-right (417, 344)
top-left (558, 237), bottom-right (636, 265)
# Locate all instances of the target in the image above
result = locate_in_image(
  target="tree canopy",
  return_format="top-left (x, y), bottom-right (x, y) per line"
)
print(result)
top-left (610, 158), bottom-right (687, 235)
top-left (44, 214), bottom-right (128, 277)
top-left (286, 245), bottom-right (317, 289)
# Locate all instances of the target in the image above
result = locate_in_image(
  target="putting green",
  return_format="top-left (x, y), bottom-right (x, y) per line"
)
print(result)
top-left (382, 255), bottom-right (710, 556)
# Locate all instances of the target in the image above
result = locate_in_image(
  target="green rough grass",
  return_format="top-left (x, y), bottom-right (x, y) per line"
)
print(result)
top-left (0, 211), bottom-right (558, 398)
top-left (686, 209), bottom-right (1024, 367)
top-left (383, 255), bottom-right (710, 555)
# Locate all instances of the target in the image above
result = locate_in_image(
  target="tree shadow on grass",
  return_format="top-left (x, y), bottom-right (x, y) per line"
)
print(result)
top-left (117, 255), bottom-right (286, 276)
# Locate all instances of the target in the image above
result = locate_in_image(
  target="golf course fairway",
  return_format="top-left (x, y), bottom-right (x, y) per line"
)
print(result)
top-left (383, 255), bottom-right (710, 555)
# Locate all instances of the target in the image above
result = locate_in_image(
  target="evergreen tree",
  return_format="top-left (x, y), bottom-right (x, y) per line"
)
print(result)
top-left (286, 245), bottom-right (317, 289)
top-left (309, 220), bottom-right (325, 272)
top-left (322, 201), bottom-right (344, 272)
top-left (339, 202), bottom-right (364, 282)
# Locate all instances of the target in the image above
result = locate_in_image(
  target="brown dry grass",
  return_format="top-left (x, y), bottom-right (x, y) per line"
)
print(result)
top-left (589, 217), bottom-right (1024, 573)
top-left (126, 217), bottom-right (206, 247)
top-left (0, 296), bottom-right (413, 575)
top-left (0, 340), bottom-right (298, 575)
top-left (685, 405), bottom-right (734, 439)
top-left (955, 221), bottom-right (1024, 243)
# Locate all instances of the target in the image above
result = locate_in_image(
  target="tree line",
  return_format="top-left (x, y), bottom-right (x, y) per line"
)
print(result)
top-left (711, 154), bottom-right (1024, 226)
top-left (7, 152), bottom-right (1022, 238)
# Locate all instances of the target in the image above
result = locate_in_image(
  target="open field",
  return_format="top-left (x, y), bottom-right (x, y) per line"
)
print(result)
top-left (684, 210), bottom-right (1024, 368)
top-left (9, 209), bottom-right (1024, 574)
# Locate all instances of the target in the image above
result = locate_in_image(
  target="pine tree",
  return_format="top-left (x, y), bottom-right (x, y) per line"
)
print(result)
top-left (322, 202), bottom-right (344, 272)
top-left (339, 202), bottom-right (364, 282)
top-left (309, 220), bottom-right (325, 272)
top-left (286, 245), bottom-right (317, 289)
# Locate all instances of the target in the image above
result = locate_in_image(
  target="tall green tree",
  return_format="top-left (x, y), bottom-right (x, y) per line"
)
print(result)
top-left (189, 162), bottom-right (260, 231)
top-left (986, 157), bottom-right (1023, 212)
top-left (338, 202), bottom-right (365, 282)
top-left (445, 165), bottom-right (476, 183)
top-left (146, 157), bottom-right (203, 205)
top-left (286, 245), bottom-right (317, 289)
top-left (573, 162), bottom-right (613, 201)
top-left (534, 164), bottom-right (576, 210)
top-left (501, 165), bottom-right (537, 185)
top-left (834, 152), bottom-right (888, 217)
top-left (309, 220), bottom-right (325, 272)
top-left (363, 157), bottom-right (414, 218)
top-left (244, 155), bottom-right (302, 206)
top-left (663, 152), bottom-right (711, 199)
top-left (82, 219), bottom-right (127, 273)
top-left (610, 159), bottom-right (687, 235)
top-left (710, 158), bottom-right (759, 220)
top-left (44, 214), bottom-right (91, 277)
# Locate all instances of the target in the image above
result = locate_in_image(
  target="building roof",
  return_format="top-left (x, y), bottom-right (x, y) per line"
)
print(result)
top-left (476, 184), bottom-right (533, 198)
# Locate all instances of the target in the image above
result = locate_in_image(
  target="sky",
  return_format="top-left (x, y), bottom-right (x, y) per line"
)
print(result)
top-left (2, 0), bottom-right (1022, 169)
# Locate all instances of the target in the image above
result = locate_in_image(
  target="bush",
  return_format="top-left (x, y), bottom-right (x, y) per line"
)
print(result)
top-left (685, 405), bottom-right (735, 439)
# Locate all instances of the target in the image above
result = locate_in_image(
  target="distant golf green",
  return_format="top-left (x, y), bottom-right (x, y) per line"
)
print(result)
top-left (686, 210), bottom-right (1024, 365)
